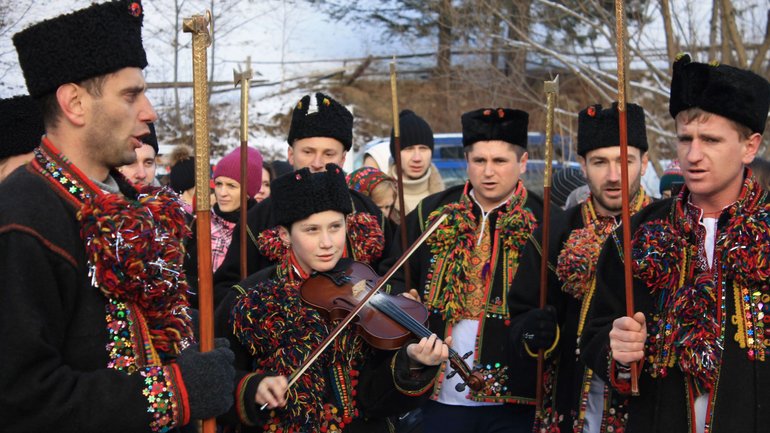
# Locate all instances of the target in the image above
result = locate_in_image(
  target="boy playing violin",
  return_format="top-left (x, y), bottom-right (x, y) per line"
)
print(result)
top-left (216, 164), bottom-right (451, 433)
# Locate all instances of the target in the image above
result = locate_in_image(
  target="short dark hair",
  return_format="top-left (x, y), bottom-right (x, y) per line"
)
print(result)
top-left (38, 74), bottom-right (109, 129)
top-left (464, 141), bottom-right (526, 159)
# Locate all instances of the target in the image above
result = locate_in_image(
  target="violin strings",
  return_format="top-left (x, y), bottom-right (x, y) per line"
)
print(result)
top-left (371, 294), bottom-right (462, 359)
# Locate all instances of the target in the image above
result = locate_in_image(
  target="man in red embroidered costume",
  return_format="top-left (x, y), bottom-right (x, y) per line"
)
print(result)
top-left (0, 94), bottom-right (44, 182)
top-left (385, 108), bottom-right (547, 433)
top-left (509, 102), bottom-right (652, 433)
top-left (0, 1), bottom-right (235, 432)
top-left (581, 54), bottom-right (770, 433)
top-left (215, 164), bottom-right (450, 432)
top-left (212, 92), bottom-right (393, 307)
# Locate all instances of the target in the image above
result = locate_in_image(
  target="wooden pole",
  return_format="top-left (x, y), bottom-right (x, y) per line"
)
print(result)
top-left (390, 59), bottom-right (412, 289)
top-left (614, 0), bottom-right (640, 396)
top-left (234, 57), bottom-right (253, 280)
top-left (536, 75), bottom-right (559, 415)
top-left (183, 11), bottom-right (218, 433)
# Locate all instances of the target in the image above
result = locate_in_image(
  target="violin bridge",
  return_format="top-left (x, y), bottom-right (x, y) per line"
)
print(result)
top-left (352, 280), bottom-right (368, 299)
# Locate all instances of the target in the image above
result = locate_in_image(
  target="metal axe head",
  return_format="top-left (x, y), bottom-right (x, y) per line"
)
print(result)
top-left (233, 56), bottom-right (253, 88)
top-left (544, 74), bottom-right (559, 96)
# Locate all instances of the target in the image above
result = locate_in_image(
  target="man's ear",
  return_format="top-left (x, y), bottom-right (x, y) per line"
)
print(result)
top-left (278, 225), bottom-right (291, 246)
top-left (56, 83), bottom-right (87, 127)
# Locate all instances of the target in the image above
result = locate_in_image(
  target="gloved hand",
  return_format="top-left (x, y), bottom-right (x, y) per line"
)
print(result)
top-left (519, 306), bottom-right (558, 351)
top-left (176, 338), bottom-right (235, 420)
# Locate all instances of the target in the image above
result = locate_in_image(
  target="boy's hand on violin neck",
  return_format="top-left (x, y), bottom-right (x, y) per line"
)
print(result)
top-left (256, 375), bottom-right (289, 409)
top-left (400, 289), bottom-right (421, 302)
top-left (407, 334), bottom-right (452, 367)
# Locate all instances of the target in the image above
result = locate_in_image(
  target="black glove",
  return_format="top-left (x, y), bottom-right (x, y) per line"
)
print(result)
top-left (176, 338), bottom-right (235, 420)
top-left (519, 306), bottom-right (558, 351)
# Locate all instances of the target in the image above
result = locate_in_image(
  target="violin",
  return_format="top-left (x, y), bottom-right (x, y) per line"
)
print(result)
top-left (301, 260), bottom-right (484, 393)
top-left (261, 212), bottom-right (481, 411)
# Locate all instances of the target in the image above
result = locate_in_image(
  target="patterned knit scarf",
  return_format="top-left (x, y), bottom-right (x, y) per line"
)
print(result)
top-left (632, 173), bottom-right (769, 392)
top-left (556, 190), bottom-right (651, 302)
top-left (423, 181), bottom-right (535, 323)
top-left (32, 138), bottom-right (193, 360)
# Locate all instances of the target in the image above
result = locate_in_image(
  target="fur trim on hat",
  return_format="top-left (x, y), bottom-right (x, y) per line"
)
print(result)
top-left (461, 108), bottom-right (529, 148)
top-left (577, 102), bottom-right (648, 157)
top-left (669, 53), bottom-right (770, 134)
top-left (13, 0), bottom-right (148, 98)
top-left (0, 95), bottom-right (44, 159)
top-left (287, 93), bottom-right (353, 151)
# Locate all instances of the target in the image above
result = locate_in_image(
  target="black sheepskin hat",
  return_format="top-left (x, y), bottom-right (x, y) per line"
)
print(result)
top-left (287, 92), bottom-right (354, 151)
top-left (0, 95), bottom-right (44, 159)
top-left (271, 164), bottom-right (353, 227)
top-left (669, 53), bottom-right (770, 134)
top-left (461, 108), bottom-right (529, 148)
top-left (13, 0), bottom-right (147, 98)
top-left (142, 122), bottom-right (158, 155)
top-left (389, 109), bottom-right (434, 158)
top-left (577, 102), bottom-right (648, 157)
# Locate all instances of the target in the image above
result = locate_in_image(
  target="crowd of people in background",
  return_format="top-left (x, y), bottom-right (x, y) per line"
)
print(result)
top-left (4, 2), bottom-right (770, 433)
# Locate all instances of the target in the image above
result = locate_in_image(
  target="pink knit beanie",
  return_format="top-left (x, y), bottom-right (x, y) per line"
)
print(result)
top-left (213, 147), bottom-right (264, 197)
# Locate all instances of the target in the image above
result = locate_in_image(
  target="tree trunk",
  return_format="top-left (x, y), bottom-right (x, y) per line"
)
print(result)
top-left (504, 0), bottom-right (531, 81)
top-left (173, 0), bottom-right (182, 126)
top-left (720, 0), bottom-right (747, 68)
top-left (436, 0), bottom-right (453, 75)
top-left (659, 0), bottom-right (678, 69)
top-left (709, 0), bottom-right (719, 61)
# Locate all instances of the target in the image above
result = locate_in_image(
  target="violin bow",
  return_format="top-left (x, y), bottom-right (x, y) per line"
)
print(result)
top-left (182, 11), bottom-right (217, 433)
top-left (536, 75), bottom-right (559, 415)
top-left (261, 211), bottom-right (449, 409)
top-left (614, 0), bottom-right (640, 395)
top-left (390, 59), bottom-right (412, 290)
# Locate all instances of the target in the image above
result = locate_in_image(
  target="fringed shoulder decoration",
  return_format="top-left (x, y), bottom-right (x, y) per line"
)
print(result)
top-left (558, 190), bottom-right (651, 301)
top-left (79, 188), bottom-right (193, 359)
top-left (230, 275), bottom-right (364, 432)
top-left (631, 173), bottom-right (769, 391)
top-left (346, 211), bottom-right (385, 264)
top-left (557, 228), bottom-right (604, 300)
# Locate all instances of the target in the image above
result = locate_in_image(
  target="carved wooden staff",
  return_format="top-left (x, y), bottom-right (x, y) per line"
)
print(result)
top-left (614, 0), bottom-right (639, 395)
top-left (234, 57), bottom-right (252, 280)
top-left (389, 60), bottom-right (412, 289)
top-left (535, 75), bottom-right (559, 415)
top-left (183, 11), bottom-right (217, 433)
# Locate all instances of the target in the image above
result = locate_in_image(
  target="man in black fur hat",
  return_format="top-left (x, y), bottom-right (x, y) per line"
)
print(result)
top-left (581, 54), bottom-right (770, 433)
top-left (385, 107), bottom-right (550, 433)
top-left (212, 92), bottom-right (393, 307)
top-left (0, 1), bottom-right (234, 432)
top-left (509, 102), bottom-right (653, 433)
top-left (0, 95), bottom-right (44, 182)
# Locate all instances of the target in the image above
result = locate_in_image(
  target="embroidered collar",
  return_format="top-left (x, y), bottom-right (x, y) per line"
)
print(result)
top-left (423, 180), bottom-right (535, 322)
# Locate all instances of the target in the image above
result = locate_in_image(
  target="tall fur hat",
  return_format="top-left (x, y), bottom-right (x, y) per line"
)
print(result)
top-left (287, 93), bottom-right (353, 151)
top-left (577, 102), bottom-right (648, 157)
top-left (461, 108), bottom-right (529, 148)
top-left (271, 164), bottom-right (352, 227)
top-left (669, 53), bottom-right (770, 134)
top-left (0, 95), bottom-right (44, 159)
top-left (13, 0), bottom-right (147, 98)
